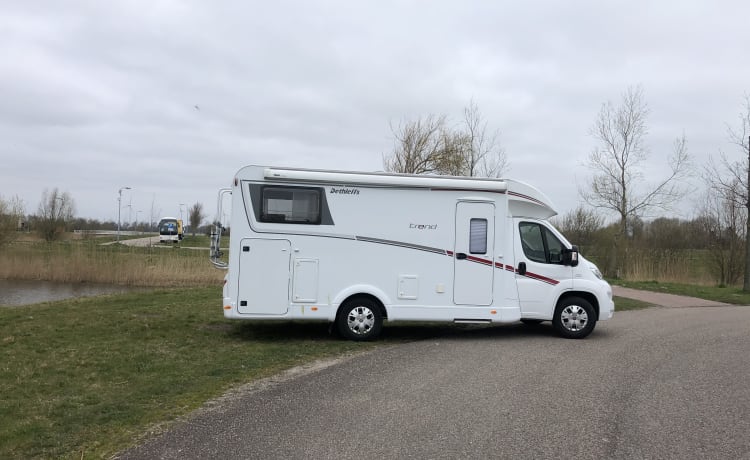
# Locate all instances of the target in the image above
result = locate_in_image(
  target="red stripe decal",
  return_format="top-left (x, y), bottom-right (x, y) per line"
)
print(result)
top-left (522, 271), bottom-right (560, 285)
top-left (355, 236), bottom-right (560, 286)
top-left (507, 191), bottom-right (546, 207)
top-left (466, 255), bottom-right (493, 266)
top-left (456, 257), bottom-right (559, 285)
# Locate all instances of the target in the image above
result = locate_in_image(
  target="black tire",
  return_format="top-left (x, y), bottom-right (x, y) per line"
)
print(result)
top-left (553, 296), bottom-right (596, 339)
top-left (520, 319), bottom-right (543, 325)
top-left (336, 297), bottom-right (383, 341)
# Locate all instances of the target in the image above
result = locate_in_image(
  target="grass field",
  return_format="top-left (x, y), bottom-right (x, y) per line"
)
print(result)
top-left (0, 288), bottom-right (385, 458)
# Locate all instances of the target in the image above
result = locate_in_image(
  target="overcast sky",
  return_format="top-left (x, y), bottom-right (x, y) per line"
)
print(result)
top-left (2, 0), bottom-right (749, 226)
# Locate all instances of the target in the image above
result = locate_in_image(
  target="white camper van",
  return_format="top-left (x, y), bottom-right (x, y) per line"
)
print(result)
top-left (210, 166), bottom-right (613, 340)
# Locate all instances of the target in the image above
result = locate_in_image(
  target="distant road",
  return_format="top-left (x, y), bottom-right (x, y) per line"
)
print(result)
top-left (115, 235), bottom-right (160, 247)
top-left (119, 305), bottom-right (750, 459)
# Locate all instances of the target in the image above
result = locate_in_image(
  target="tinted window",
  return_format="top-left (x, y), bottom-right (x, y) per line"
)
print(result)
top-left (261, 186), bottom-right (321, 224)
top-left (544, 227), bottom-right (565, 264)
top-left (519, 222), bottom-right (566, 264)
top-left (519, 222), bottom-right (546, 263)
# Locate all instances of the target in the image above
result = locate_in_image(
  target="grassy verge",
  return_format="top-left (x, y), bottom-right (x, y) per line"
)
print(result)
top-left (177, 235), bottom-right (225, 247)
top-left (0, 288), bottom-right (388, 458)
top-left (613, 296), bottom-right (654, 311)
top-left (610, 280), bottom-right (750, 305)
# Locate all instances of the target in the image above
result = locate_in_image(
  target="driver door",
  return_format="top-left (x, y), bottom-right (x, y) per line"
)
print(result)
top-left (514, 220), bottom-right (572, 319)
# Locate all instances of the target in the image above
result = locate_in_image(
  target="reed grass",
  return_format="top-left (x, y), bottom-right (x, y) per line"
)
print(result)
top-left (587, 248), bottom-right (719, 285)
top-left (0, 240), bottom-right (223, 287)
top-left (2, 239), bottom-right (727, 288)
top-left (621, 249), bottom-right (714, 284)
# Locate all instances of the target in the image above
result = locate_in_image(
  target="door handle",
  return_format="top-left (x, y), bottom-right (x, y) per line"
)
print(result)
top-left (518, 262), bottom-right (527, 276)
top-left (456, 253), bottom-right (467, 260)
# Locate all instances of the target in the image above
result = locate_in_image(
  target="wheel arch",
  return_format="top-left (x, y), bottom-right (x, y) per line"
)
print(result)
top-left (335, 293), bottom-right (388, 321)
top-left (332, 285), bottom-right (390, 320)
top-left (557, 291), bottom-right (599, 320)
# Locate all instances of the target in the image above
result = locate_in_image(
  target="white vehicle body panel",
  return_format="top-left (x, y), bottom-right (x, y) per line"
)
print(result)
top-left (217, 166), bottom-right (614, 329)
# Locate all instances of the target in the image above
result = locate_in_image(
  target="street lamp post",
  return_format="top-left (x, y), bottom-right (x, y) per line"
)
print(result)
top-left (127, 197), bottom-right (133, 225)
top-left (117, 187), bottom-right (131, 242)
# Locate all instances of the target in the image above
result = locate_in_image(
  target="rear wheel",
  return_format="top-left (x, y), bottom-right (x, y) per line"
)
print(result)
top-left (553, 297), bottom-right (596, 339)
top-left (336, 297), bottom-right (383, 341)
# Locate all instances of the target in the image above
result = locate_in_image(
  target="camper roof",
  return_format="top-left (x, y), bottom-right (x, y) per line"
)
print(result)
top-left (236, 165), bottom-right (557, 218)
top-left (261, 166), bottom-right (508, 193)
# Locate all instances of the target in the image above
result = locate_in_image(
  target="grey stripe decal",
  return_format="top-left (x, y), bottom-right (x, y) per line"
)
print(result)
top-left (355, 236), bottom-right (447, 255)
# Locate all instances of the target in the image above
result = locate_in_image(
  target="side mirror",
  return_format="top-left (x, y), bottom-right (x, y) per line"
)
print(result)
top-left (562, 245), bottom-right (579, 267)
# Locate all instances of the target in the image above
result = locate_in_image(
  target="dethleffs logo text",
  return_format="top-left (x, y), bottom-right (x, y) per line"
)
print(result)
top-left (330, 187), bottom-right (360, 195)
top-left (410, 223), bottom-right (437, 230)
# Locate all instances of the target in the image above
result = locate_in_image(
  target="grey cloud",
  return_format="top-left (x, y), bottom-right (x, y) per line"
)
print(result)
top-left (1, 0), bottom-right (749, 222)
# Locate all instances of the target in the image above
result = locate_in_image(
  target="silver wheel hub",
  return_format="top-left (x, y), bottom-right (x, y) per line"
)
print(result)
top-left (347, 306), bottom-right (375, 335)
top-left (561, 305), bottom-right (588, 332)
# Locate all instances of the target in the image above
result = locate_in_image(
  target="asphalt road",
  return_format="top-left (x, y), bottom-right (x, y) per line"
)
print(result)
top-left (118, 306), bottom-right (750, 460)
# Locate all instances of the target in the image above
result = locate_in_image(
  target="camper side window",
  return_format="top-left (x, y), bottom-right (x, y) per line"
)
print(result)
top-left (469, 218), bottom-right (488, 254)
top-left (260, 186), bottom-right (322, 224)
top-left (519, 222), bottom-right (566, 264)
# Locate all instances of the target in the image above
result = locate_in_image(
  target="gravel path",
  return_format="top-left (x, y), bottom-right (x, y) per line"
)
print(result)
top-left (612, 285), bottom-right (733, 307)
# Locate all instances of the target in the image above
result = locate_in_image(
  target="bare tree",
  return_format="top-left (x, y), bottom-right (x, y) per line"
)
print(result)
top-left (698, 185), bottom-right (746, 286)
top-left (581, 86), bottom-right (691, 234)
top-left (36, 188), bottom-right (75, 241)
top-left (554, 206), bottom-right (603, 249)
top-left (384, 102), bottom-right (508, 178)
top-left (459, 100), bottom-right (508, 178)
top-left (705, 94), bottom-right (750, 289)
top-left (383, 114), bottom-right (449, 174)
top-left (0, 194), bottom-right (24, 247)
top-left (189, 202), bottom-right (205, 236)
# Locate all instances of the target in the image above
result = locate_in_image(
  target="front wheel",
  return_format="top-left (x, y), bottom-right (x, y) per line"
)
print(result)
top-left (553, 297), bottom-right (596, 339)
top-left (336, 297), bottom-right (383, 341)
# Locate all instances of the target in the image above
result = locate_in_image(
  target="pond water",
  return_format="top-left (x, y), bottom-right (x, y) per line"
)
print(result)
top-left (0, 280), bottom-right (148, 307)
